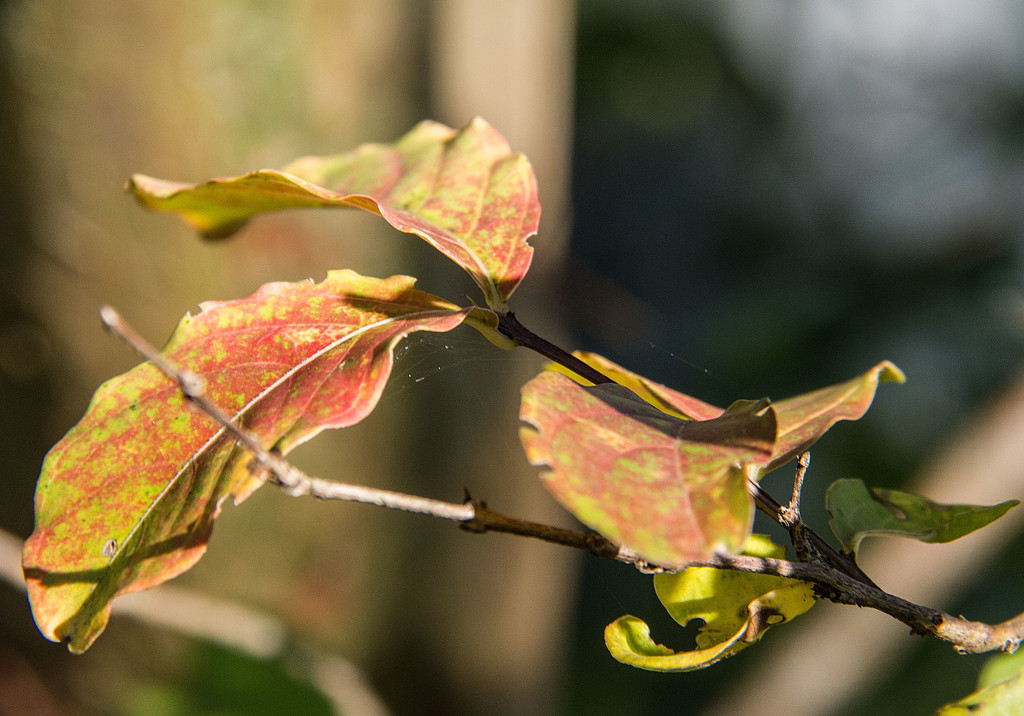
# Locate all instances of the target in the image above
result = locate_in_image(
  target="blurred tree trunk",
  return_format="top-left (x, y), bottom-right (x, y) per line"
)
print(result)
top-left (361, 2), bottom-right (580, 714)
top-left (5, 1), bottom-right (581, 714)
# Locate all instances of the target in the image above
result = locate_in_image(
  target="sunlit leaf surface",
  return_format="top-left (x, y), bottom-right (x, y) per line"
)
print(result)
top-left (827, 478), bottom-right (1018, 557)
top-left (605, 535), bottom-right (815, 671)
top-left (978, 648), bottom-right (1024, 691)
top-left (520, 358), bottom-right (903, 566)
top-left (23, 270), bottom-right (485, 652)
top-left (128, 118), bottom-right (538, 310)
top-left (520, 372), bottom-right (777, 567)
top-left (767, 361), bottom-right (905, 471)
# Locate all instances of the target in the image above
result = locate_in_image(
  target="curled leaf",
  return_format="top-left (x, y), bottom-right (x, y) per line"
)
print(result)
top-left (520, 372), bottom-right (776, 568)
top-left (605, 535), bottom-right (815, 671)
top-left (23, 270), bottom-right (483, 652)
top-left (826, 478), bottom-right (1019, 557)
top-left (128, 118), bottom-right (538, 310)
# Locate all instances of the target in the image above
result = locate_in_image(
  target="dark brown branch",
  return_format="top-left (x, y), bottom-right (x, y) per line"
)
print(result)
top-left (496, 312), bottom-right (614, 385)
top-left (461, 498), bottom-right (623, 560)
top-left (748, 478), bottom-right (879, 589)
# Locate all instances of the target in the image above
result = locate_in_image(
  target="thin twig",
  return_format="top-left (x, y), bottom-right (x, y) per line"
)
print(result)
top-left (100, 305), bottom-right (1024, 657)
top-left (100, 305), bottom-right (481, 519)
top-left (786, 451), bottom-right (811, 520)
top-left (781, 452), bottom-right (814, 562)
top-left (748, 478), bottom-right (878, 588)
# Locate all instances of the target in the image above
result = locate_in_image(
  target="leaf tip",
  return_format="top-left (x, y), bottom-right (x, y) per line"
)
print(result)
top-left (878, 361), bottom-right (906, 384)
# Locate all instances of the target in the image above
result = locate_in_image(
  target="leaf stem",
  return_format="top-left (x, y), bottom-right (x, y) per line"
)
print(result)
top-left (496, 312), bottom-right (614, 385)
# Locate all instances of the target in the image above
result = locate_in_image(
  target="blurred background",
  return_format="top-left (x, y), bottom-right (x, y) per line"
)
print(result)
top-left (2, 1), bottom-right (1024, 714)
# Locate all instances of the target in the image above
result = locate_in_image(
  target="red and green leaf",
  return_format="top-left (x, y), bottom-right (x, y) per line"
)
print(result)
top-left (128, 118), bottom-right (538, 311)
top-left (520, 356), bottom-right (903, 567)
top-left (552, 353), bottom-right (901, 473)
top-left (22, 270), bottom-right (489, 652)
top-left (519, 372), bottom-right (777, 568)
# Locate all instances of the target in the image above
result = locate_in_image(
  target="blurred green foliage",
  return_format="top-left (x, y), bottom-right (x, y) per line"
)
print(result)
top-left (116, 642), bottom-right (332, 716)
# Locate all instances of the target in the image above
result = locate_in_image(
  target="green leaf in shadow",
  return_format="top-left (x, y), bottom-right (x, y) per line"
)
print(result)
top-left (826, 478), bottom-right (1019, 557)
top-left (934, 664), bottom-right (1024, 715)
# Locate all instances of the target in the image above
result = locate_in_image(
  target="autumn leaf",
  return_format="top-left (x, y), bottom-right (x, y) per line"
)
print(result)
top-left (22, 270), bottom-right (491, 653)
top-left (520, 356), bottom-right (903, 566)
top-left (519, 372), bottom-right (777, 568)
top-left (128, 118), bottom-right (538, 311)
top-left (767, 361), bottom-right (905, 471)
top-left (826, 478), bottom-right (1019, 557)
top-left (605, 535), bottom-right (815, 671)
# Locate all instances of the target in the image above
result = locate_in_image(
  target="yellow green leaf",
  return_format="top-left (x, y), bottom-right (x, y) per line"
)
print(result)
top-left (979, 648), bottom-right (1024, 690)
top-left (605, 535), bottom-right (816, 671)
top-left (935, 666), bottom-right (1024, 715)
top-left (128, 118), bottom-right (538, 311)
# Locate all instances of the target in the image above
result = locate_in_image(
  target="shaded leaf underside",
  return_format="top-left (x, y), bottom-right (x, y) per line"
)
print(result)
top-left (569, 353), bottom-right (904, 472)
top-left (128, 117), bottom-right (538, 311)
top-left (22, 270), bottom-right (484, 652)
